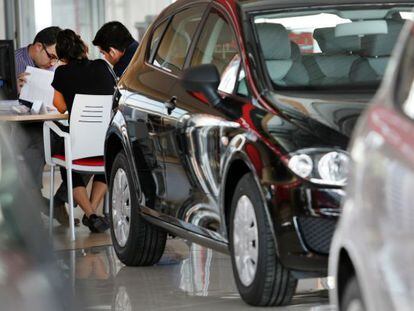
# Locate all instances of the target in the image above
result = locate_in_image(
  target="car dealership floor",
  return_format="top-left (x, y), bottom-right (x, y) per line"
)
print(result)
top-left (53, 226), bottom-right (334, 311)
top-left (42, 171), bottom-right (335, 311)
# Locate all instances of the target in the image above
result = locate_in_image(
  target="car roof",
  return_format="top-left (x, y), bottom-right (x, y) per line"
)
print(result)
top-left (236, 0), bottom-right (414, 11)
top-left (160, 0), bottom-right (414, 17)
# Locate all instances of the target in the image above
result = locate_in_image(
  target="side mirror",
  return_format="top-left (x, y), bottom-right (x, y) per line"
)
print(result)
top-left (181, 64), bottom-right (221, 106)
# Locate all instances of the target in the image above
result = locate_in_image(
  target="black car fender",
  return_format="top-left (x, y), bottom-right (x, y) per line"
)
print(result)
top-left (104, 111), bottom-right (144, 207)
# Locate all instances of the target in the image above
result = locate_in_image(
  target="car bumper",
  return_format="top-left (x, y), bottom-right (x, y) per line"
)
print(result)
top-left (267, 182), bottom-right (343, 274)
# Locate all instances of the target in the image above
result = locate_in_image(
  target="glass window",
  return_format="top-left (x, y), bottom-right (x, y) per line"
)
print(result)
top-left (153, 6), bottom-right (206, 75)
top-left (191, 10), bottom-right (240, 94)
top-left (236, 68), bottom-right (250, 97)
top-left (254, 6), bottom-right (413, 90)
top-left (149, 19), bottom-right (169, 61)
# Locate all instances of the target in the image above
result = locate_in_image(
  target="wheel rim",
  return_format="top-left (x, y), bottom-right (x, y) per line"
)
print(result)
top-left (347, 299), bottom-right (365, 311)
top-left (233, 195), bottom-right (259, 287)
top-left (112, 168), bottom-right (131, 247)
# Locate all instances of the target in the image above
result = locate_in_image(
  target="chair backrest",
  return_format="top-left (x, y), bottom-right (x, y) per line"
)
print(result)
top-left (69, 94), bottom-right (112, 160)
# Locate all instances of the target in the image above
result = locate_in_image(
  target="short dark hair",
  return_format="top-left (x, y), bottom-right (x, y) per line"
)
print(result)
top-left (56, 29), bottom-right (88, 62)
top-left (33, 26), bottom-right (62, 46)
top-left (92, 21), bottom-right (134, 52)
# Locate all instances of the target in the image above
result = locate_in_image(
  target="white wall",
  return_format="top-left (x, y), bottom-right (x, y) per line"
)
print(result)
top-left (0, 0), bottom-right (5, 39)
top-left (105, 0), bottom-right (173, 41)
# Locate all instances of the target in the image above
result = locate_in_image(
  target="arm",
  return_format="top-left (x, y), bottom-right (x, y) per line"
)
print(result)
top-left (53, 90), bottom-right (67, 114)
top-left (17, 72), bottom-right (30, 95)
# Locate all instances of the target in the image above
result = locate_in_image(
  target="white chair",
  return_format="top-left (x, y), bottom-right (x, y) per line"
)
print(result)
top-left (43, 94), bottom-right (112, 241)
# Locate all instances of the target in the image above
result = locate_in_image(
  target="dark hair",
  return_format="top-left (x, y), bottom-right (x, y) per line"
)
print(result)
top-left (33, 26), bottom-right (62, 46)
top-left (92, 21), bottom-right (134, 52)
top-left (56, 29), bottom-right (88, 62)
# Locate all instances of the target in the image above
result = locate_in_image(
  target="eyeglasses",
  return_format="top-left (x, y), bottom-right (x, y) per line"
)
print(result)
top-left (41, 43), bottom-right (59, 63)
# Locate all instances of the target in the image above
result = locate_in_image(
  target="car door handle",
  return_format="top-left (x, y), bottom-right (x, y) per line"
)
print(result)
top-left (164, 96), bottom-right (177, 115)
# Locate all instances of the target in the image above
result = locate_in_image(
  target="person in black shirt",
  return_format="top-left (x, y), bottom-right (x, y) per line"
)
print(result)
top-left (51, 29), bottom-right (115, 233)
top-left (92, 21), bottom-right (139, 77)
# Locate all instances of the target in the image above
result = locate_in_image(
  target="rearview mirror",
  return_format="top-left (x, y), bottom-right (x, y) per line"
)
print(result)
top-left (181, 64), bottom-right (222, 106)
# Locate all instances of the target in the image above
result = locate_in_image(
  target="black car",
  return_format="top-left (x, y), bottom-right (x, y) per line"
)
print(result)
top-left (104, 0), bottom-right (412, 306)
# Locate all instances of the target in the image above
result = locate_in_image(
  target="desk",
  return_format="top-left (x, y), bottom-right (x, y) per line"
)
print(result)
top-left (0, 113), bottom-right (68, 122)
top-left (0, 100), bottom-right (68, 122)
top-left (0, 110), bottom-right (67, 182)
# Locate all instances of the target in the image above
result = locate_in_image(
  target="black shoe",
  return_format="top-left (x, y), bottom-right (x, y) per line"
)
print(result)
top-left (82, 214), bottom-right (97, 233)
top-left (41, 197), bottom-right (80, 226)
top-left (83, 214), bottom-right (109, 233)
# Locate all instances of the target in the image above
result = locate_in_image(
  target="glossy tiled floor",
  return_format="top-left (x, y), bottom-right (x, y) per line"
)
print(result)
top-left (45, 172), bottom-right (334, 310)
top-left (54, 236), bottom-right (335, 311)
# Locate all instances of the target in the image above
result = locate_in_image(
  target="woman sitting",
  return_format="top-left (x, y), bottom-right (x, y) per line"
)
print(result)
top-left (51, 29), bottom-right (115, 233)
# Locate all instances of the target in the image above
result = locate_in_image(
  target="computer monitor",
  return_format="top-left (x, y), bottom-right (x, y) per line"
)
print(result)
top-left (0, 40), bottom-right (18, 100)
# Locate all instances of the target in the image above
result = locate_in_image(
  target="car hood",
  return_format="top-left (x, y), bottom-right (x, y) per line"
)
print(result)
top-left (262, 92), bottom-right (370, 151)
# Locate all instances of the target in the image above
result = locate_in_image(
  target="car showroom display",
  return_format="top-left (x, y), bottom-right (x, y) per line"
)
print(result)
top-left (329, 17), bottom-right (414, 311)
top-left (104, 0), bottom-right (412, 306)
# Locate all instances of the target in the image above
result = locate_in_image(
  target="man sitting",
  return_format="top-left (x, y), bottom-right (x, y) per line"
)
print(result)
top-left (14, 26), bottom-right (78, 226)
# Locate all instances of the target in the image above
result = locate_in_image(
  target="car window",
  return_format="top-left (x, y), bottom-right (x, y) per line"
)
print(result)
top-left (191, 10), bottom-right (240, 94)
top-left (149, 19), bottom-right (169, 61)
top-left (153, 6), bottom-right (206, 75)
top-left (254, 6), bottom-right (413, 90)
top-left (237, 68), bottom-right (250, 97)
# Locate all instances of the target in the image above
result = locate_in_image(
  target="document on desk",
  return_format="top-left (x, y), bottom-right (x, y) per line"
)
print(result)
top-left (19, 66), bottom-right (55, 108)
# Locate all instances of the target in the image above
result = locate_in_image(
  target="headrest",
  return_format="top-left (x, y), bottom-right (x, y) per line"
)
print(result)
top-left (361, 20), bottom-right (404, 57)
top-left (314, 27), bottom-right (361, 54)
top-left (256, 23), bottom-right (291, 60)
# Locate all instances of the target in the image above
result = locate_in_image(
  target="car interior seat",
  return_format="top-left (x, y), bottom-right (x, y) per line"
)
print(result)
top-left (349, 19), bottom-right (405, 83)
top-left (256, 23), bottom-right (309, 86)
top-left (303, 27), bottom-right (361, 86)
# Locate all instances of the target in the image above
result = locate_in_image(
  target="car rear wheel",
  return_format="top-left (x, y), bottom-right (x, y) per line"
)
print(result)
top-left (229, 173), bottom-right (297, 306)
top-left (341, 276), bottom-right (366, 311)
top-left (109, 150), bottom-right (166, 266)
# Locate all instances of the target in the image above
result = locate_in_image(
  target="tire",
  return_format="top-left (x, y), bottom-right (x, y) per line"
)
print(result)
top-left (109, 150), bottom-right (166, 266)
top-left (341, 276), bottom-right (366, 311)
top-left (229, 173), bottom-right (297, 306)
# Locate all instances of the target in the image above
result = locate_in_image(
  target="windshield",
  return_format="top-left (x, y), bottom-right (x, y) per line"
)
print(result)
top-left (253, 6), bottom-right (414, 90)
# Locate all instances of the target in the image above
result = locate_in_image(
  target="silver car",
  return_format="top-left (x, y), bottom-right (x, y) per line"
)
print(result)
top-left (329, 16), bottom-right (414, 311)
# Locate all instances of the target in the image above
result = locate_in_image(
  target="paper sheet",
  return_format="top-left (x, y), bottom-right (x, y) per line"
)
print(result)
top-left (19, 66), bottom-right (55, 107)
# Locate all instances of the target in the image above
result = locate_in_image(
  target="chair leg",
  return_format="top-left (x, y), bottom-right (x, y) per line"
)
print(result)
top-left (49, 165), bottom-right (55, 237)
top-left (67, 168), bottom-right (76, 241)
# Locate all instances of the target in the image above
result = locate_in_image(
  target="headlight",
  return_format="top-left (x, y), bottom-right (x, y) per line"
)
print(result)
top-left (288, 148), bottom-right (350, 186)
top-left (318, 152), bottom-right (349, 185)
top-left (288, 154), bottom-right (313, 179)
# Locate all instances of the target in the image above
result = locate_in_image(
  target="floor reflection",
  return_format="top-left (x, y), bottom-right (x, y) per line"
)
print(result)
top-left (57, 238), bottom-right (332, 311)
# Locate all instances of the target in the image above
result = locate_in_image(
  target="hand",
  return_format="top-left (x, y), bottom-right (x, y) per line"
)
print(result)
top-left (17, 72), bottom-right (30, 94)
top-left (56, 60), bottom-right (66, 66)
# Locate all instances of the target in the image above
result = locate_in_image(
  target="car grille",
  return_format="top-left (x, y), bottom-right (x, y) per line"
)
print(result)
top-left (296, 217), bottom-right (337, 255)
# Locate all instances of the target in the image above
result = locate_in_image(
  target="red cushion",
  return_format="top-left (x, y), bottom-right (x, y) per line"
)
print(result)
top-left (52, 154), bottom-right (104, 167)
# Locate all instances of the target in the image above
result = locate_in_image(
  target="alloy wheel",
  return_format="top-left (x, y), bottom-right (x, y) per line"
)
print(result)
top-left (112, 168), bottom-right (131, 247)
top-left (233, 195), bottom-right (259, 287)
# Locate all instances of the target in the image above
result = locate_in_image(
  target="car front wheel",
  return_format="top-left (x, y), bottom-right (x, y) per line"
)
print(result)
top-left (230, 173), bottom-right (297, 306)
top-left (109, 150), bottom-right (166, 266)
